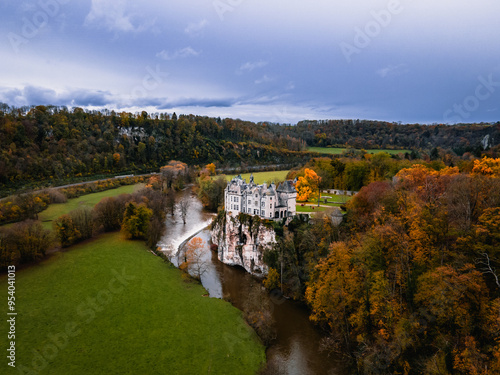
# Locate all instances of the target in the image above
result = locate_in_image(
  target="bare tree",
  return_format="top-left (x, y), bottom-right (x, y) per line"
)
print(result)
top-left (179, 197), bottom-right (190, 224)
top-left (166, 188), bottom-right (176, 217)
top-left (476, 253), bottom-right (500, 290)
top-left (180, 237), bottom-right (208, 280)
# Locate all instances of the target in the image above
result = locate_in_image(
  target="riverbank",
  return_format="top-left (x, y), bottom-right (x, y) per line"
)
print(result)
top-left (0, 232), bottom-right (266, 374)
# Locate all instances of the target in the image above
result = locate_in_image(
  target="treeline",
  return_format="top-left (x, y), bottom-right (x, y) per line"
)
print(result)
top-left (0, 176), bottom-right (147, 225)
top-left (272, 119), bottom-right (500, 154)
top-left (263, 157), bottom-right (500, 373)
top-left (288, 149), bottom-right (499, 193)
top-left (288, 154), bottom-right (413, 192)
top-left (0, 104), bottom-right (308, 195)
top-left (0, 184), bottom-right (167, 269)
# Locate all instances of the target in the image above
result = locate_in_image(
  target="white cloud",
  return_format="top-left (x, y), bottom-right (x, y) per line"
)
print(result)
top-left (254, 75), bottom-right (273, 84)
top-left (184, 19), bottom-right (208, 36)
top-left (238, 60), bottom-right (268, 74)
top-left (85, 0), bottom-right (154, 32)
top-left (377, 64), bottom-right (409, 78)
top-left (156, 47), bottom-right (201, 60)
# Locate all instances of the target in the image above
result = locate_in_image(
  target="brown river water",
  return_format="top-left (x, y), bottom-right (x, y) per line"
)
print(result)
top-left (158, 189), bottom-right (348, 375)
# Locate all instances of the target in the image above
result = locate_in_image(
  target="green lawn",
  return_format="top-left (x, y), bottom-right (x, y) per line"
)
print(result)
top-left (221, 170), bottom-right (290, 184)
top-left (0, 232), bottom-right (265, 375)
top-left (38, 184), bottom-right (142, 229)
top-left (308, 147), bottom-right (410, 155)
top-left (296, 204), bottom-right (327, 213)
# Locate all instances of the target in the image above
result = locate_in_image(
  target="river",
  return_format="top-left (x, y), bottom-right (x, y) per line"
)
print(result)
top-left (158, 188), bottom-right (347, 375)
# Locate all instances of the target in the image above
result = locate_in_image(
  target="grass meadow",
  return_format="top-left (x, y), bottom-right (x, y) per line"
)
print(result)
top-left (221, 170), bottom-right (290, 184)
top-left (0, 232), bottom-right (265, 374)
top-left (38, 184), bottom-right (143, 229)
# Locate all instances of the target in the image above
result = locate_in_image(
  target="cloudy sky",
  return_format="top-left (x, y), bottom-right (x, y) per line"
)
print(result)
top-left (1, 0), bottom-right (499, 124)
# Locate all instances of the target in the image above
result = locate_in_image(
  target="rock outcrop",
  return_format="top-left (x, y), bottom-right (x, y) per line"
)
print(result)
top-left (211, 212), bottom-right (275, 277)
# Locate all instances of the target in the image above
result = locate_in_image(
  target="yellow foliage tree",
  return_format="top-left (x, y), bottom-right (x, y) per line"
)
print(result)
top-left (472, 157), bottom-right (500, 177)
top-left (205, 163), bottom-right (216, 176)
top-left (296, 168), bottom-right (321, 201)
top-left (263, 267), bottom-right (281, 290)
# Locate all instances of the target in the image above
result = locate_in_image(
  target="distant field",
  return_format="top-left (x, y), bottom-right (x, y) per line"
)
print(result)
top-left (308, 147), bottom-right (410, 155)
top-left (38, 184), bottom-right (143, 229)
top-left (221, 170), bottom-right (290, 184)
top-left (0, 232), bottom-right (265, 375)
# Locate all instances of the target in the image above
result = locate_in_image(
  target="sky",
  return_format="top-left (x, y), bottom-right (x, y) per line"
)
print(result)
top-left (1, 0), bottom-right (499, 124)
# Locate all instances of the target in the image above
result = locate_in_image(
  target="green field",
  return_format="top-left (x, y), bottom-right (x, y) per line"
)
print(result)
top-left (0, 232), bottom-right (265, 375)
top-left (38, 184), bottom-right (142, 229)
top-left (222, 170), bottom-right (290, 184)
top-left (308, 147), bottom-right (410, 155)
top-left (296, 204), bottom-right (327, 213)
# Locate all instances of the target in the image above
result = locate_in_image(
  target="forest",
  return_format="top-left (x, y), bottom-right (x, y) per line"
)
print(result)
top-left (2, 103), bottom-right (500, 197)
top-left (0, 104), bottom-right (307, 196)
top-left (270, 119), bottom-right (500, 154)
top-left (262, 157), bottom-right (500, 374)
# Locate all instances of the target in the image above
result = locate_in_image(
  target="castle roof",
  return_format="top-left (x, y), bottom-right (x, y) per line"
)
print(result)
top-left (277, 180), bottom-right (296, 193)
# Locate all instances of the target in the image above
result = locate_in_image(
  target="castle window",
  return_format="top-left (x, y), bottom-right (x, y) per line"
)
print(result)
top-left (254, 201), bottom-right (258, 206)
top-left (235, 197), bottom-right (239, 202)
top-left (248, 200), bottom-right (251, 205)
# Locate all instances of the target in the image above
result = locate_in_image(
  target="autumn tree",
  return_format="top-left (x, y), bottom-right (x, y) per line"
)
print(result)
top-left (121, 202), bottom-right (152, 240)
top-left (180, 237), bottom-right (207, 280)
top-left (198, 176), bottom-right (227, 211)
top-left (242, 282), bottom-right (277, 345)
top-left (205, 163), bottom-right (216, 175)
top-left (54, 214), bottom-right (81, 247)
top-left (263, 267), bottom-right (281, 291)
top-left (160, 160), bottom-right (189, 191)
top-left (295, 168), bottom-right (321, 201)
top-left (0, 220), bottom-right (52, 266)
top-left (92, 196), bottom-right (127, 232)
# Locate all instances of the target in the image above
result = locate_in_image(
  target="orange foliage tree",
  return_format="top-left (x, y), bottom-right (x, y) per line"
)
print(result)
top-left (180, 237), bottom-right (207, 280)
top-left (472, 156), bottom-right (500, 177)
top-left (295, 168), bottom-right (321, 201)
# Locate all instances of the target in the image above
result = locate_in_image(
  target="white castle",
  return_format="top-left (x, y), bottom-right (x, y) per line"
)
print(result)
top-left (224, 174), bottom-right (297, 220)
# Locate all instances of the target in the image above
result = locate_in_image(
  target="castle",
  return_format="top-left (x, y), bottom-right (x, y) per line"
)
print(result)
top-left (224, 174), bottom-right (297, 220)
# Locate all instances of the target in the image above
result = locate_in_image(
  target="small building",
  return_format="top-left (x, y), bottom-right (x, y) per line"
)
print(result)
top-left (225, 174), bottom-right (297, 220)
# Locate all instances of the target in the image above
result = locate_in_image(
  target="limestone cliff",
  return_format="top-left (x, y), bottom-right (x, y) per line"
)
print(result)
top-left (211, 212), bottom-right (275, 277)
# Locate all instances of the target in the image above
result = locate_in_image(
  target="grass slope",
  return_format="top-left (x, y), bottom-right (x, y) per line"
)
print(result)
top-left (308, 147), bottom-right (410, 155)
top-left (222, 170), bottom-right (290, 184)
top-left (0, 233), bottom-right (265, 374)
top-left (38, 184), bottom-right (142, 229)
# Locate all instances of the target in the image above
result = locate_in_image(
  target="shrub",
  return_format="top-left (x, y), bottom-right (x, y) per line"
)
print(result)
top-left (44, 189), bottom-right (68, 203)
top-left (92, 196), bottom-right (128, 232)
top-left (122, 202), bottom-right (152, 240)
top-left (69, 207), bottom-right (93, 241)
top-left (54, 215), bottom-right (81, 248)
top-left (0, 220), bottom-right (52, 267)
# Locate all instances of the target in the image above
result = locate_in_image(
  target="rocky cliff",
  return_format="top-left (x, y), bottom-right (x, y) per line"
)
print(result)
top-left (211, 212), bottom-right (275, 277)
